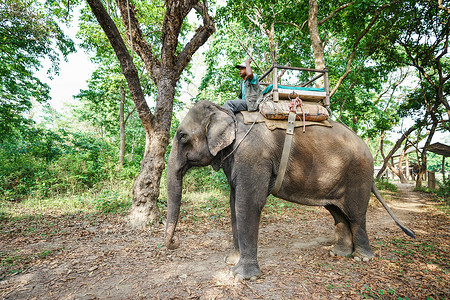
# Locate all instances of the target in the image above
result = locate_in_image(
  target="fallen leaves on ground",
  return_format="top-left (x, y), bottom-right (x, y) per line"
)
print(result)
top-left (0, 186), bottom-right (448, 299)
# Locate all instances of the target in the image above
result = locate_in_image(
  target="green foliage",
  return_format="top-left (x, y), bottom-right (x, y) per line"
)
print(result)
top-left (427, 151), bottom-right (450, 173)
top-left (435, 180), bottom-right (450, 205)
top-left (182, 167), bottom-right (229, 192)
top-left (416, 180), bottom-right (450, 207)
top-left (0, 127), bottom-right (117, 201)
top-left (92, 190), bottom-right (131, 213)
top-left (375, 178), bottom-right (398, 192)
top-left (0, 0), bottom-right (75, 140)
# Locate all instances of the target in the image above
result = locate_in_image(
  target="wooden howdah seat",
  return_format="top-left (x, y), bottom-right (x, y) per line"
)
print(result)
top-left (259, 65), bottom-right (330, 106)
top-left (262, 84), bottom-right (327, 102)
top-left (255, 65), bottom-right (332, 194)
top-left (257, 65), bottom-right (331, 122)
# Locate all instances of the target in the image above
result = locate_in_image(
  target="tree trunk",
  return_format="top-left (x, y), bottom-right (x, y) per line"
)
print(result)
top-left (128, 76), bottom-right (175, 227)
top-left (397, 147), bottom-right (407, 183)
top-left (308, 0), bottom-right (325, 87)
top-left (377, 125), bottom-right (416, 179)
top-left (128, 133), bottom-right (166, 226)
top-left (415, 118), bottom-right (438, 188)
top-left (118, 85), bottom-right (126, 169)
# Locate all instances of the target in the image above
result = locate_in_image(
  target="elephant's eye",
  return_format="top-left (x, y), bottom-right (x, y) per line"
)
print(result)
top-left (177, 131), bottom-right (189, 143)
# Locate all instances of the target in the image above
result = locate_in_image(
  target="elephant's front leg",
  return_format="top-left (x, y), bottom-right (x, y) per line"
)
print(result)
top-left (231, 182), bottom-right (267, 280)
top-left (225, 186), bottom-right (240, 265)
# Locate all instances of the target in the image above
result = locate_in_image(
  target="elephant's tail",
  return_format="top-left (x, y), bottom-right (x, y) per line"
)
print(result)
top-left (372, 182), bottom-right (416, 239)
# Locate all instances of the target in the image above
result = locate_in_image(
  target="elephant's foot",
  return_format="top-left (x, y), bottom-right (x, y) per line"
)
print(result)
top-left (352, 247), bottom-right (374, 262)
top-left (224, 249), bottom-right (240, 265)
top-left (330, 243), bottom-right (353, 257)
top-left (231, 261), bottom-right (261, 281)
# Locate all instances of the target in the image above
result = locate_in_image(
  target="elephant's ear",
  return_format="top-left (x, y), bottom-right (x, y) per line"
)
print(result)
top-left (206, 106), bottom-right (236, 157)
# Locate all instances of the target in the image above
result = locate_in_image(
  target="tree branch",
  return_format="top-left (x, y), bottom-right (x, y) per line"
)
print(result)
top-left (376, 122), bottom-right (416, 179)
top-left (318, 2), bottom-right (355, 25)
top-left (125, 106), bottom-right (137, 124)
top-left (176, 0), bottom-right (216, 76)
top-left (86, 0), bottom-right (153, 132)
top-left (275, 21), bottom-right (304, 31)
top-left (161, 0), bottom-right (198, 69)
top-left (330, 0), bottom-right (400, 97)
top-left (116, 0), bottom-right (160, 83)
top-left (438, 0), bottom-right (450, 13)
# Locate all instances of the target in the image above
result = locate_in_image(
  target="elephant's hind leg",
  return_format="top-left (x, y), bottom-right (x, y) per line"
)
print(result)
top-left (344, 188), bottom-right (374, 261)
top-left (349, 220), bottom-right (374, 261)
top-left (325, 205), bottom-right (353, 257)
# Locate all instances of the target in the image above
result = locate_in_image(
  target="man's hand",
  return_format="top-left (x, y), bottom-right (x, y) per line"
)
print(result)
top-left (245, 58), bottom-right (254, 81)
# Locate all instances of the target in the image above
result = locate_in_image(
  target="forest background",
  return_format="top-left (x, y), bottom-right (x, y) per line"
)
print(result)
top-left (1, 0), bottom-right (449, 221)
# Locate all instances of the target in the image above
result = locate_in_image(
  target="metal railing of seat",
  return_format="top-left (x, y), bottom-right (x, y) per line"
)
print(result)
top-left (259, 64), bottom-right (330, 107)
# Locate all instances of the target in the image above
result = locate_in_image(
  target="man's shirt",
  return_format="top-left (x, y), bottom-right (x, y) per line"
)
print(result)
top-left (241, 75), bottom-right (258, 100)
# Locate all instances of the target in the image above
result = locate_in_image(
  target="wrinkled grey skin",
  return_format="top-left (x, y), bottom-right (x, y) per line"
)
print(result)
top-left (165, 100), bottom-right (378, 280)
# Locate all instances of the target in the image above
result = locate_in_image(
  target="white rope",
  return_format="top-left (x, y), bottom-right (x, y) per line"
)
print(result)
top-left (220, 112), bottom-right (261, 167)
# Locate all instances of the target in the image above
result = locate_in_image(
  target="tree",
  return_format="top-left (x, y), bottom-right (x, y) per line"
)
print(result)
top-left (373, 0), bottom-right (450, 185)
top-left (86, 0), bottom-right (215, 227)
top-left (0, 0), bottom-right (74, 140)
top-left (200, 0), bottom-right (406, 138)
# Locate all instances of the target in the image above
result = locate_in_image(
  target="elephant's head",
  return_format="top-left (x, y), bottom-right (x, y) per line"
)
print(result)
top-left (165, 101), bottom-right (236, 249)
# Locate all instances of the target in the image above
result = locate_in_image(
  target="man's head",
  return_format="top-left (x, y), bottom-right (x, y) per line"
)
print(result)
top-left (235, 62), bottom-right (247, 79)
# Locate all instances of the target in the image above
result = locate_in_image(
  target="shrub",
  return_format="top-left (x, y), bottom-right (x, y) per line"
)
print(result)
top-left (435, 180), bottom-right (450, 204)
top-left (0, 128), bottom-right (117, 200)
top-left (182, 166), bottom-right (229, 192)
top-left (92, 190), bottom-right (131, 213)
top-left (375, 178), bottom-right (398, 192)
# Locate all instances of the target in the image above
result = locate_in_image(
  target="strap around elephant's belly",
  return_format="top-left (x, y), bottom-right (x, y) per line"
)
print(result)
top-left (271, 111), bottom-right (296, 195)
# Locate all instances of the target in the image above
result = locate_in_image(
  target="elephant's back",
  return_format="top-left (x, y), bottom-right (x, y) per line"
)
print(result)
top-left (239, 116), bottom-right (373, 177)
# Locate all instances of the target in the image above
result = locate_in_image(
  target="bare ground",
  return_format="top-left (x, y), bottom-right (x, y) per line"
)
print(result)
top-left (1, 184), bottom-right (449, 299)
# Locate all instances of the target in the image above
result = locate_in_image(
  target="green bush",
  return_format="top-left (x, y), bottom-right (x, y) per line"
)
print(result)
top-left (417, 180), bottom-right (450, 206)
top-left (435, 180), bottom-right (450, 204)
top-left (92, 190), bottom-right (131, 213)
top-left (0, 128), bottom-right (117, 201)
top-left (375, 178), bottom-right (398, 192)
top-left (182, 166), bottom-right (229, 192)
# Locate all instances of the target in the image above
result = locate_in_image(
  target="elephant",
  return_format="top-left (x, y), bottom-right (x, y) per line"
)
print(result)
top-left (165, 100), bottom-right (414, 280)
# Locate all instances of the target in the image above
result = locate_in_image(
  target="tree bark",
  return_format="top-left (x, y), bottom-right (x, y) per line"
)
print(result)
top-left (416, 118), bottom-right (438, 188)
top-left (379, 136), bottom-right (402, 181)
top-left (397, 147), bottom-right (407, 183)
top-left (308, 0), bottom-right (325, 87)
top-left (129, 74), bottom-right (176, 226)
top-left (118, 84), bottom-right (126, 169)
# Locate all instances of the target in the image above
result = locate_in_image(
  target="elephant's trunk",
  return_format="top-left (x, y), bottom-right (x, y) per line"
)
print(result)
top-left (165, 142), bottom-right (185, 250)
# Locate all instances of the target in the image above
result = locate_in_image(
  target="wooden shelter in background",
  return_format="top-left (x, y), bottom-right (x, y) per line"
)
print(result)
top-left (378, 142), bottom-right (449, 187)
top-left (426, 142), bottom-right (450, 181)
top-left (383, 147), bottom-right (417, 181)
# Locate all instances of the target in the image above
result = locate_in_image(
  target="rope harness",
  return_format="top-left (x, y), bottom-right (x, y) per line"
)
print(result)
top-left (288, 95), bottom-right (306, 133)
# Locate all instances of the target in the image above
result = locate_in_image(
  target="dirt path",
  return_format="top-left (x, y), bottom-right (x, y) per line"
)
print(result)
top-left (1, 185), bottom-right (449, 299)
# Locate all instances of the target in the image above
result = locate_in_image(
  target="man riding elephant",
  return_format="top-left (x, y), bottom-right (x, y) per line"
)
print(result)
top-left (224, 58), bottom-right (263, 113)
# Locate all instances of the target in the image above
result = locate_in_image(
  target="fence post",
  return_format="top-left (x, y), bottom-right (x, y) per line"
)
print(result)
top-left (428, 169), bottom-right (436, 189)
